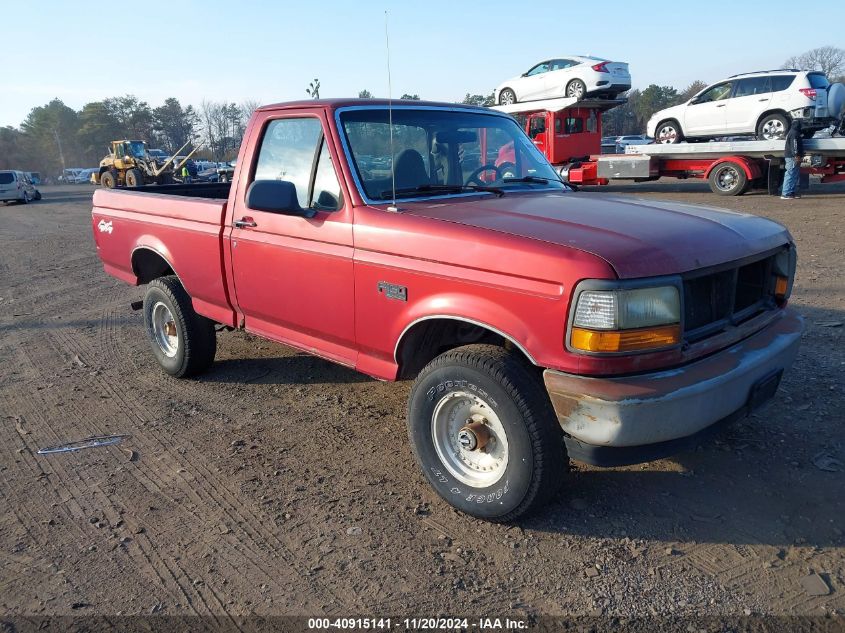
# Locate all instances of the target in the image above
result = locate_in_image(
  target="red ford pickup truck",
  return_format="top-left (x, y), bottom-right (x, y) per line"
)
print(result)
top-left (92, 99), bottom-right (803, 521)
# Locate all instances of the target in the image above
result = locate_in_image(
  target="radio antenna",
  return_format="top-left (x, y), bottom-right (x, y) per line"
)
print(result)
top-left (385, 10), bottom-right (398, 212)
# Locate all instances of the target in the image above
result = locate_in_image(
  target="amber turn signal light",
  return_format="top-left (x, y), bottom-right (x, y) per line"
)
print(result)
top-left (571, 324), bottom-right (681, 353)
top-left (774, 276), bottom-right (789, 299)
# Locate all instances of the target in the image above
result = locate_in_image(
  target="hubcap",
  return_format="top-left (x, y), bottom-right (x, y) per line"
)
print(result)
top-left (151, 301), bottom-right (179, 357)
top-left (658, 125), bottom-right (678, 143)
top-left (501, 91), bottom-right (514, 105)
top-left (716, 166), bottom-right (739, 191)
top-left (568, 83), bottom-right (584, 98)
top-left (431, 391), bottom-right (509, 487)
top-left (761, 119), bottom-right (785, 139)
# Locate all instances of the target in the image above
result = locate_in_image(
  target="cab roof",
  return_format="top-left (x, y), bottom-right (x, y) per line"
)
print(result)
top-left (257, 98), bottom-right (493, 114)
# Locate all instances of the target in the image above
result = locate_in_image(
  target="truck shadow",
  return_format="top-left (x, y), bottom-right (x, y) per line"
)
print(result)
top-left (522, 302), bottom-right (843, 548)
top-left (199, 354), bottom-right (372, 386)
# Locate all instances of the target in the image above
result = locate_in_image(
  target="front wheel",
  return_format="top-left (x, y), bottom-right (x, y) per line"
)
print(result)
top-left (498, 88), bottom-right (516, 105)
top-left (407, 344), bottom-right (567, 522)
top-left (126, 168), bottom-right (145, 187)
top-left (142, 276), bottom-right (217, 378)
top-left (655, 120), bottom-right (683, 143)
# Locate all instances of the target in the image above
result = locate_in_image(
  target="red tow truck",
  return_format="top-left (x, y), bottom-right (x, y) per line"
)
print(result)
top-left (495, 96), bottom-right (845, 195)
top-left (93, 99), bottom-right (802, 521)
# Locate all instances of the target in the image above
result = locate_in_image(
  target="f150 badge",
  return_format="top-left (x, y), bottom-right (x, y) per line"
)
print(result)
top-left (377, 281), bottom-right (407, 302)
top-left (97, 219), bottom-right (113, 234)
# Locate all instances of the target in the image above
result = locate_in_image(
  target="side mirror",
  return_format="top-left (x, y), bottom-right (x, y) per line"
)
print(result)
top-left (245, 180), bottom-right (316, 218)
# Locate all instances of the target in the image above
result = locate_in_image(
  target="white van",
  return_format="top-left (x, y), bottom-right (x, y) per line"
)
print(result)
top-left (0, 170), bottom-right (42, 204)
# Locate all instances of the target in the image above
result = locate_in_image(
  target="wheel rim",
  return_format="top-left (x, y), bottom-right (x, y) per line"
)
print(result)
top-left (567, 82), bottom-right (584, 98)
top-left (501, 91), bottom-right (514, 105)
top-left (657, 125), bottom-right (678, 143)
top-left (431, 390), bottom-right (509, 488)
top-left (151, 301), bottom-right (179, 358)
top-left (761, 119), bottom-right (785, 139)
top-left (715, 166), bottom-right (740, 192)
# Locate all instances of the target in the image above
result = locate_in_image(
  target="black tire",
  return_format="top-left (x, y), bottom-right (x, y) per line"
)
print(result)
top-left (498, 88), bottom-right (516, 105)
top-left (126, 168), bottom-right (145, 188)
top-left (756, 113), bottom-right (789, 140)
top-left (407, 344), bottom-right (566, 522)
top-left (100, 171), bottom-right (116, 188)
top-left (34, 190), bottom-right (42, 201)
top-left (708, 161), bottom-right (749, 196)
top-left (655, 119), bottom-right (684, 144)
top-left (801, 129), bottom-right (816, 139)
top-left (142, 276), bottom-right (216, 378)
top-left (566, 79), bottom-right (587, 99)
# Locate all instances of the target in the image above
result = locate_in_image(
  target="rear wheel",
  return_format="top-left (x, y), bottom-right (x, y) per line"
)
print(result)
top-left (499, 88), bottom-right (516, 105)
top-left (100, 171), bottom-right (116, 188)
top-left (656, 120), bottom-right (684, 144)
top-left (407, 344), bottom-right (567, 522)
top-left (126, 168), bottom-right (145, 187)
top-left (757, 113), bottom-right (789, 140)
top-left (566, 79), bottom-right (587, 99)
top-left (708, 161), bottom-right (749, 196)
top-left (142, 276), bottom-right (216, 378)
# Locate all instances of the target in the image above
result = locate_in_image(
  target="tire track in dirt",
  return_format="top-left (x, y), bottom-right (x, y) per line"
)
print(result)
top-left (5, 345), bottom-right (247, 618)
top-left (37, 324), bottom-right (343, 614)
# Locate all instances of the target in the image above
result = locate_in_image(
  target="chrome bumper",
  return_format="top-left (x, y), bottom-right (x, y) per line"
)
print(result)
top-left (544, 310), bottom-right (803, 449)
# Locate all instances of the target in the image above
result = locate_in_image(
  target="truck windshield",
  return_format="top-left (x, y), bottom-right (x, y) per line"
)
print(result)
top-left (339, 108), bottom-right (564, 201)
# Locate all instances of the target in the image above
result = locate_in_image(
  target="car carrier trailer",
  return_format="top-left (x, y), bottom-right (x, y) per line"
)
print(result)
top-left (493, 97), bottom-right (845, 196)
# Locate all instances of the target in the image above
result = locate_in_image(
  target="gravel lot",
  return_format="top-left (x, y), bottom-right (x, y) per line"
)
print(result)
top-left (1, 182), bottom-right (843, 627)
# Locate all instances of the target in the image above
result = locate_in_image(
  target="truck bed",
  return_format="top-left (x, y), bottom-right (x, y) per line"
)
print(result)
top-left (92, 183), bottom-right (236, 327)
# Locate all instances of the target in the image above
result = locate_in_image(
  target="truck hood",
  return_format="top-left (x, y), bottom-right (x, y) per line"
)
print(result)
top-left (401, 191), bottom-right (790, 278)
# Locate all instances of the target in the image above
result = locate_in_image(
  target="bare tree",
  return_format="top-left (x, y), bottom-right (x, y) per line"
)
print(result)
top-left (783, 46), bottom-right (845, 77)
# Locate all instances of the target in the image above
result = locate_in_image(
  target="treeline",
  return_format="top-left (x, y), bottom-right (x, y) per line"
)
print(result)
top-left (0, 96), bottom-right (259, 175)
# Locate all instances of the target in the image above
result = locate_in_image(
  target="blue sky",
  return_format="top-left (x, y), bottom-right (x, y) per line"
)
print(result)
top-left (2, 0), bottom-right (837, 126)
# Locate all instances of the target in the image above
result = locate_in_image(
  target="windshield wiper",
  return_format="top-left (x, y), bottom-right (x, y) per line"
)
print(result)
top-left (502, 176), bottom-right (553, 184)
top-left (378, 184), bottom-right (505, 199)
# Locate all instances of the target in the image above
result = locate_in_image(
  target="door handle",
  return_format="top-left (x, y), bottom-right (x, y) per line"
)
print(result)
top-left (234, 217), bottom-right (257, 228)
top-left (758, 98), bottom-right (769, 101)
top-left (716, 104), bottom-right (726, 107)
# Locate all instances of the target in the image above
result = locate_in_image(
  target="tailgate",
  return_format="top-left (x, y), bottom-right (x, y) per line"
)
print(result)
top-left (606, 62), bottom-right (629, 78)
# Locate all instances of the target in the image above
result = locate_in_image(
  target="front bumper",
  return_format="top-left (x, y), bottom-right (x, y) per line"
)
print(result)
top-left (543, 309), bottom-right (803, 464)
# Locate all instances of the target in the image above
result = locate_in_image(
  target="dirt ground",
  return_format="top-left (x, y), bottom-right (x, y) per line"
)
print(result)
top-left (1, 182), bottom-right (843, 627)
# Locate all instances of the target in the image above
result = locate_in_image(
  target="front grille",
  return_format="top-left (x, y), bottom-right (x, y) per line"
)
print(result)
top-left (683, 252), bottom-right (779, 341)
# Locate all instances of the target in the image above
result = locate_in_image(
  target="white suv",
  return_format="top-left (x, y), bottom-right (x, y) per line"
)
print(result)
top-left (647, 70), bottom-right (835, 143)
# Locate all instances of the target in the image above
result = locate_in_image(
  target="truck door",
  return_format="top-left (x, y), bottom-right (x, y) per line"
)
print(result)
top-left (684, 81), bottom-right (733, 136)
top-left (228, 112), bottom-right (357, 366)
top-left (725, 76), bottom-right (771, 133)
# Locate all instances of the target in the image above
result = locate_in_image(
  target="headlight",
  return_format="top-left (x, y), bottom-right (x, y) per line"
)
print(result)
top-left (570, 285), bottom-right (681, 353)
top-left (772, 247), bottom-right (796, 302)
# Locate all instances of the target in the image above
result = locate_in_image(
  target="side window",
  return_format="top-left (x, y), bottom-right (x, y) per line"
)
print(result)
top-left (735, 77), bottom-right (770, 97)
top-left (526, 62), bottom-right (550, 77)
top-left (771, 76), bottom-right (796, 92)
top-left (254, 118), bottom-right (322, 207)
top-left (550, 59), bottom-right (573, 71)
top-left (311, 140), bottom-right (342, 211)
top-left (698, 82), bottom-right (733, 103)
top-left (555, 117), bottom-right (584, 134)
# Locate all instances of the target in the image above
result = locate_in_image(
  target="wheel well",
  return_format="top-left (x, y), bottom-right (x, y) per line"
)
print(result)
top-left (132, 248), bottom-right (174, 284)
top-left (395, 318), bottom-right (533, 380)
top-left (756, 109), bottom-right (789, 127)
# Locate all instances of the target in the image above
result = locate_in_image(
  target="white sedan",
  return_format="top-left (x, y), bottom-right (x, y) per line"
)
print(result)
top-left (495, 56), bottom-right (631, 105)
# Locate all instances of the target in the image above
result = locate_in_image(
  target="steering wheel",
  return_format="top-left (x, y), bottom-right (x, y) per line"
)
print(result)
top-left (465, 163), bottom-right (505, 186)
